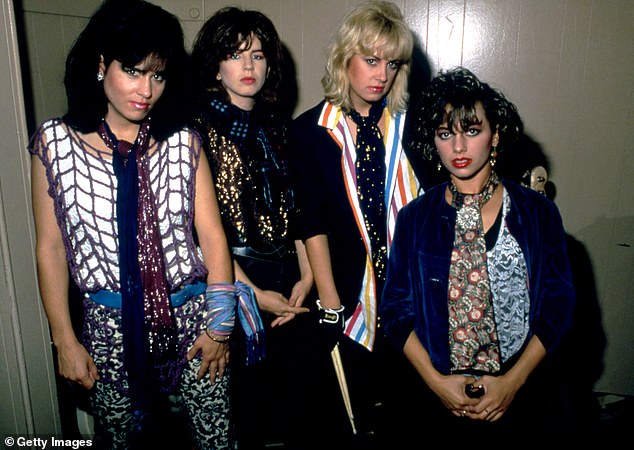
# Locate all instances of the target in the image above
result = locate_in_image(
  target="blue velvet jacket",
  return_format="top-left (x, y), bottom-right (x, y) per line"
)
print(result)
top-left (380, 180), bottom-right (576, 374)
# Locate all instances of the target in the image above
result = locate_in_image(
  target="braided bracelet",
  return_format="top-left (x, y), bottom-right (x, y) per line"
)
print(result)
top-left (205, 282), bottom-right (237, 339)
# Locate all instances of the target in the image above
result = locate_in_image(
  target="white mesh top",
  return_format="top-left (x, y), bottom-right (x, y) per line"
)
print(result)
top-left (29, 119), bottom-right (208, 294)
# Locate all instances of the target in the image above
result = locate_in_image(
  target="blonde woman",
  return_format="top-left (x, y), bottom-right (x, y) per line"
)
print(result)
top-left (289, 1), bottom-right (434, 446)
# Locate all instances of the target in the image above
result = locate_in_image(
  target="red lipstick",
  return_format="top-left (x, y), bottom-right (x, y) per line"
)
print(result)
top-left (451, 158), bottom-right (471, 169)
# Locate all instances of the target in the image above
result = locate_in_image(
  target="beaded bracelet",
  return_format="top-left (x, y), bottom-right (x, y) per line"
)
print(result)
top-left (205, 329), bottom-right (231, 343)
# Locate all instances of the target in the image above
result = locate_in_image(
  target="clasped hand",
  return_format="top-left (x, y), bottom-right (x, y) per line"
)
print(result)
top-left (441, 373), bottom-right (518, 422)
top-left (257, 283), bottom-right (310, 327)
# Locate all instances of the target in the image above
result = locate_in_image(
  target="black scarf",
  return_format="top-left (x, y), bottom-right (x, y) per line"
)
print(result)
top-left (346, 100), bottom-right (388, 286)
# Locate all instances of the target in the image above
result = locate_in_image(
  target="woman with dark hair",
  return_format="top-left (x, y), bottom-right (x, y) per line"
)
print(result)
top-left (380, 67), bottom-right (576, 441)
top-left (62, 0), bottom-right (191, 140)
top-left (29, 1), bottom-right (245, 448)
top-left (191, 7), bottom-right (313, 449)
top-left (191, 7), bottom-right (283, 109)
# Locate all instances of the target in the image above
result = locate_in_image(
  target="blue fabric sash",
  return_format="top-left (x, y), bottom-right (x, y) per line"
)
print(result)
top-left (89, 281), bottom-right (207, 309)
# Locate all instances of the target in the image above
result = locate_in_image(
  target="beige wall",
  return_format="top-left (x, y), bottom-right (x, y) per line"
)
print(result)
top-left (3, 0), bottom-right (633, 435)
top-left (1, 0), bottom-right (60, 437)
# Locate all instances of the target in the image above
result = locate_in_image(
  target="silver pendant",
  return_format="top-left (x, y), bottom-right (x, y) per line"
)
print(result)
top-left (456, 205), bottom-right (480, 232)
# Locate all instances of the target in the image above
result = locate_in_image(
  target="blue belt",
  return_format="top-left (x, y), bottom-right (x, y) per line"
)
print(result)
top-left (88, 281), bottom-right (207, 309)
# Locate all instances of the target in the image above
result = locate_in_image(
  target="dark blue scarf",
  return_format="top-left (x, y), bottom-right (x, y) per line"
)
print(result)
top-left (99, 118), bottom-right (178, 437)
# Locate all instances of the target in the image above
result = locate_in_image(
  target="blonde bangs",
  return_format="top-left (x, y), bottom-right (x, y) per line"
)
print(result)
top-left (357, 29), bottom-right (412, 63)
top-left (322, 0), bottom-right (414, 112)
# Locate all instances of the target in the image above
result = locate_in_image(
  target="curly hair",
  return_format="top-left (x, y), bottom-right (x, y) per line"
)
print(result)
top-left (191, 7), bottom-right (283, 110)
top-left (62, 0), bottom-right (191, 141)
top-left (409, 67), bottom-right (523, 160)
top-left (322, 0), bottom-right (413, 113)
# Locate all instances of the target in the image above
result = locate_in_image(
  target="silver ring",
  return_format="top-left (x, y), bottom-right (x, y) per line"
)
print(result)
top-left (461, 410), bottom-right (466, 417)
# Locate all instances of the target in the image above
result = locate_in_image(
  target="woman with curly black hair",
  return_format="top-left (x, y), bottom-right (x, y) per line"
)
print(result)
top-left (380, 67), bottom-right (576, 440)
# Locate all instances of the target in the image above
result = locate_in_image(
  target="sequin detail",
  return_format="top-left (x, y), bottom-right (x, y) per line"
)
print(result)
top-left (82, 291), bottom-right (205, 394)
top-left (27, 119), bottom-right (208, 293)
top-left (346, 101), bottom-right (388, 285)
top-left (194, 100), bottom-right (295, 255)
top-left (98, 119), bottom-right (179, 394)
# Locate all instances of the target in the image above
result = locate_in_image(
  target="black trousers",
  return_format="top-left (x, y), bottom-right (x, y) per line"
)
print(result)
top-left (230, 251), bottom-right (422, 450)
top-left (281, 329), bottom-right (420, 450)
top-left (229, 252), bottom-right (320, 449)
top-left (381, 355), bottom-right (587, 448)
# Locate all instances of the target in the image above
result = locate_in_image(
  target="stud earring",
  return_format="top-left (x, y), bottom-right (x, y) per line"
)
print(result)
top-left (97, 72), bottom-right (105, 82)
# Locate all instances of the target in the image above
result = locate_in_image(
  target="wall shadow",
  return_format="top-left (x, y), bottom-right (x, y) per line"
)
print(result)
top-left (405, 37), bottom-right (449, 189)
top-left (408, 38), bottom-right (432, 100)
top-left (499, 132), bottom-right (607, 429)
top-left (279, 43), bottom-right (299, 119)
top-left (12, 0), bottom-right (37, 134)
top-left (496, 133), bottom-right (551, 187)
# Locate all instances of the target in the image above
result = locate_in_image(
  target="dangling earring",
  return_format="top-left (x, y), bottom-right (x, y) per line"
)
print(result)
top-left (97, 71), bottom-right (104, 82)
top-left (489, 148), bottom-right (498, 167)
top-left (490, 128), bottom-right (499, 167)
top-left (437, 160), bottom-right (442, 172)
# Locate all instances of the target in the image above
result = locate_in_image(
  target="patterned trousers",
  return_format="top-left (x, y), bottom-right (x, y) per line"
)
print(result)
top-left (83, 292), bottom-right (236, 450)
